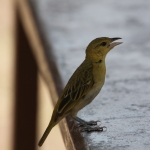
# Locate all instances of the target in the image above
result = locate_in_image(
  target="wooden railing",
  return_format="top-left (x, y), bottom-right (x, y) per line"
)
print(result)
top-left (14, 0), bottom-right (87, 149)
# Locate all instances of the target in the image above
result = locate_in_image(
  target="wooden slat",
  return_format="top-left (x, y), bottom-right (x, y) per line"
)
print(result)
top-left (17, 0), bottom-right (88, 149)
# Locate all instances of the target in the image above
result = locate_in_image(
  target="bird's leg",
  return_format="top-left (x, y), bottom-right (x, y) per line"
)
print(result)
top-left (73, 116), bottom-right (100, 126)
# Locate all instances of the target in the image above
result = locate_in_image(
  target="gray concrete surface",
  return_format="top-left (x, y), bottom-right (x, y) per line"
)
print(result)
top-left (32, 0), bottom-right (150, 149)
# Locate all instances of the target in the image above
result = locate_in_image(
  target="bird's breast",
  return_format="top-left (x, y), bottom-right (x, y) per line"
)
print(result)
top-left (84, 80), bottom-right (104, 104)
top-left (85, 63), bottom-right (106, 102)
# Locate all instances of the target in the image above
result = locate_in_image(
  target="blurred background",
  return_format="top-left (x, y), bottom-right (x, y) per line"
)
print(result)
top-left (0, 0), bottom-right (15, 149)
top-left (0, 0), bottom-right (65, 150)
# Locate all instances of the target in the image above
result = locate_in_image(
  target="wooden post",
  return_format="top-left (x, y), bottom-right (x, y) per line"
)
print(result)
top-left (13, 9), bottom-right (38, 150)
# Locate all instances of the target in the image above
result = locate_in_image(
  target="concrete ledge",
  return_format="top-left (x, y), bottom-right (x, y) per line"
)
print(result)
top-left (29, 0), bottom-right (150, 149)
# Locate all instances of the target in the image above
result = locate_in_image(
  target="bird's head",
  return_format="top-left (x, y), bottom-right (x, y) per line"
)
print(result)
top-left (86, 37), bottom-right (122, 62)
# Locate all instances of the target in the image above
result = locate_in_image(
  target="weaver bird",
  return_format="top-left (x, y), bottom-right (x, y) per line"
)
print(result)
top-left (38, 37), bottom-right (122, 146)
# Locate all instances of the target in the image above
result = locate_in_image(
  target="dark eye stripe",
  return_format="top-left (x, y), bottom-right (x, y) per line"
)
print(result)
top-left (95, 42), bottom-right (107, 48)
top-left (101, 42), bottom-right (107, 46)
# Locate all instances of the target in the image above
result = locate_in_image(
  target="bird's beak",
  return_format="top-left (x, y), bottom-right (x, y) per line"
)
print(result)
top-left (108, 37), bottom-right (123, 49)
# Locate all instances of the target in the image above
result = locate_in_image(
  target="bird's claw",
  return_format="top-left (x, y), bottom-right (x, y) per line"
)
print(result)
top-left (87, 120), bottom-right (101, 125)
top-left (81, 126), bottom-right (107, 132)
top-left (77, 120), bottom-right (101, 127)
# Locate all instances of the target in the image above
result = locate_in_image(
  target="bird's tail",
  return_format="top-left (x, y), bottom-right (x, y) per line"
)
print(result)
top-left (38, 121), bottom-right (55, 147)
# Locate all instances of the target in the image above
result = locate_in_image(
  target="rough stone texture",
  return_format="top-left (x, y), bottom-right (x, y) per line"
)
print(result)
top-left (31, 0), bottom-right (150, 149)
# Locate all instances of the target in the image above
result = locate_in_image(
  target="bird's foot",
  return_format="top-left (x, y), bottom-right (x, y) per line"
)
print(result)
top-left (72, 117), bottom-right (106, 132)
top-left (81, 126), bottom-right (107, 132)
top-left (78, 120), bottom-right (100, 127)
top-left (73, 116), bottom-right (100, 126)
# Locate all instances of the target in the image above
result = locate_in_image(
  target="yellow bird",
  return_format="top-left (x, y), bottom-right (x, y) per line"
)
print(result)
top-left (38, 37), bottom-right (122, 146)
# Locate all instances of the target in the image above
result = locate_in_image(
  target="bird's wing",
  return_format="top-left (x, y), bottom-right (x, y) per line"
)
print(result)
top-left (57, 62), bottom-right (94, 114)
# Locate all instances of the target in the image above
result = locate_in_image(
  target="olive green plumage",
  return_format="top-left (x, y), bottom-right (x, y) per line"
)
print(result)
top-left (38, 37), bottom-right (122, 146)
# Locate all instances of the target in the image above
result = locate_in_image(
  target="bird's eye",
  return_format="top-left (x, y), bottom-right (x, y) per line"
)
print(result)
top-left (101, 42), bottom-right (107, 46)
